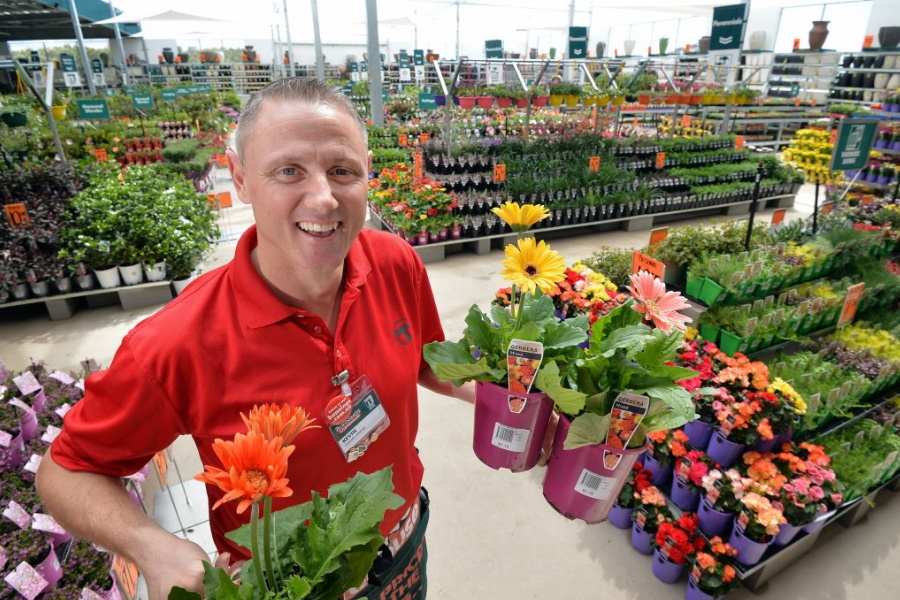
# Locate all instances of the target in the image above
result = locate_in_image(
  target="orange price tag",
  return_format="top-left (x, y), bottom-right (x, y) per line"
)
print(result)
top-left (681, 114), bottom-right (692, 128)
top-left (649, 227), bottom-right (668, 246)
top-left (685, 44), bottom-right (691, 53)
top-left (632, 250), bottom-right (665, 280)
top-left (153, 451), bottom-right (167, 486)
top-left (414, 149), bottom-right (423, 179)
top-left (771, 208), bottom-right (787, 226)
top-left (218, 191), bottom-right (233, 208)
top-left (811, 98), bottom-right (817, 107)
top-left (863, 35), bottom-right (874, 48)
top-left (216, 153), bottom-right (229, 167)
top-left (793, 38), bottom-right (801, 51)
top-left (92, 148), bottom-right (108, 163)
top-left (398, 134), bottom-right (408, 147)
top-left (735, 135), bottom-right (745, 150)
top-left (862, 196), bottom-right (874, 205)
top-left (112, 555), bottom-right (139, 600)
top-left (838, 282), bottom-right (866, 326)
top-left (632, 118), bottom-right (639, 127)
top-left (830, 129), bottom-right (838, 145)
top-left (5, 203), bottom-right (29, 228)
top-left (821, 201), bottom-right (834, 215)
top-left (794, 98), bottom-right (801, 107)
top-left (589, 156), bottom-right (601, 173)
top-left (655, 152), bottom-right (666, 169)
top-left (419, 132), bottom-right (430, 144)
top-left (493, 163), bottom-right (507, 182)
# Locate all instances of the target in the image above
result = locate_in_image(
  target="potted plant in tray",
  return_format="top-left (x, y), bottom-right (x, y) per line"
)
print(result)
top-left (424, 202), bottom-right (588, 473)
top-left (729, 491), bottom-right (785, 566)
top-left (686, 536), bottom-right (741, 600)
top-left (652, 512), bottom-right (706, 584)
top-left (607, 461), bottom-right (654, 528)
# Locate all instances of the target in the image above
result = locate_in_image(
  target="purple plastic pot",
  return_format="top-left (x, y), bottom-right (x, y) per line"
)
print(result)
top-left (706, 431), bottom-right (746, 468)
top-left (698, 497), bottom-right (735, 538)
top-left (802, 509), bottom-right (835, 534)
top-left (729, 522), bottom-right (772, 566)
top-left (774, 522), bottom-right (803, 546)
top-left (671, 476), bottom-right (701, 512)
top-left (1, 430), bottom-right (26, 469)
top-left (652, 548), bottom-right (686, 583)
top-left (608, 503), bottom-right (634, 529)
top-left (542, 416), bottom-right (647, 523)
top-left (683, 419), bottom-right (714, 450)
top-left (473, 381), bottom-right (553, 472)
top-left (642, 452), bottom-right (672, 486)
top-left (773, 427), bottom-right (793, 448)
top-left (631, 521), bottom-right (655, 555)
top-left (34, 544), bottom-right (63, 589)
top-left (755, 436), bottom-right (778, 454)
top-left (875, 139), bottom-right (888, 149)
top-left (686, 578), bottom-right (719, 600)
top-left (891, 141), bottom-right (900, 151)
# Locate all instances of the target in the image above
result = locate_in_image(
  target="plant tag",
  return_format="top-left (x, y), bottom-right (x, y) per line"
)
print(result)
top-left (736, 511), bottom-right (749, 532)
top-left (41, 426), bottom-right (62, 444)
top-left (886, 451), bottom-right (898, 465)
top-left (0, 545), bottom-right (6, 571)
top-left (3, 501), bottom-right (31, 529)
top-left (13, 372), bottom-right (41, 396)
top-left (4, 562), bottom-right (49, 600)
top-left (720, 414), bottom-right (737, 436)
top-left (808, 394), bottom-right (821, 414)
top-left (81, 589), bottom-right (105, 600)
top-left (48, 371), bottom-right (75, 385)
top-left (760, 314), bottom-right (772, 327)
top-left (4, 203), bottom-right (30, 228)
top-left (690, 565), bottom-right (702, 586)
top-left (752, 299), bottom-right (765, 312)
top-left (678, 457), bottom-right (692, 480)
top-left (838, 283), bottom-right (866, 327)
top-left (23, 454), bottom-right (42, 474)
top-left (321, 374), bottom-right (390, 463)
top-left (827, 388), bottom-right (841, 405)
top-left (840, 441), bottom-right (851, 453)
top-left (764, 295), bottom-right (775, 307)
top-left (870, 424), bottom-right (881, 439)
top-left (506, 339), bottom-right (544, 414)
top-left (0, 430), bottom-right (11, 447)
top-left (854, 430), bottom-right (866, 446)
top-left (590, 156), bottom-right (601, 172)
top-left (573, 468), bottom-right (617, 500)
top-left (841, 381), bottom-right (853, 397)
top-left (660, 535), bottom-right (676, 560)
top-left (634, 507), bottom-right (648, 529)
top-left (745, 318), bottom-right (758, 335)
top-left (55, 403), bottom-right (72, 419)
top-left (775, 308), bottom-right (786, 323)
top-left (31, 513), bottom-right (66, 535)
top-left (493, 163), bottom-right (506, 182)
top-left (604, 392), bottom-right (649, 469)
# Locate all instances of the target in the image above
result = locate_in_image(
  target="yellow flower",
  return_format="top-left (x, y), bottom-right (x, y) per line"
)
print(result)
top-left (492, 202), bottom-right (550, 232)
top-left (684, 326), bottom-right (699, 341)
top-left (501, 237), bottom-right (566, 295)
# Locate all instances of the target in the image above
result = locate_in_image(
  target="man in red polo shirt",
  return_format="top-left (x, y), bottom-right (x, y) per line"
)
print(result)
top-left (36, 78), bottom-right (473, 600)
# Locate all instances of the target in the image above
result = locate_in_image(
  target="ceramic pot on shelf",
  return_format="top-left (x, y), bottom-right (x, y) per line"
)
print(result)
top-left (623, 40), bottom-right (636, 56)
top-left (809, 21), bottom-right (829, 51)
top-left (878, 26), bottom-right (900, 49)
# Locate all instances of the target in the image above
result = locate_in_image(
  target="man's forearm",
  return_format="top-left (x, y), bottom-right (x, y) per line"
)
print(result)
top-left (418, 370), bottom-right (476, 404)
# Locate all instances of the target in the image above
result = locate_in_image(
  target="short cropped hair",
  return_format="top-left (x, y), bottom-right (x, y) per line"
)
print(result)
top-left (234, 77), bottom-right (367, 159)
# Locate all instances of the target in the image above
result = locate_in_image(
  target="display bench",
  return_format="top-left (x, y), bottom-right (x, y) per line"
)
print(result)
top-left (690, 105), bottom-right (827, 148)
top-left (0, 281), bottom-right (174, 320)
top-left (127, 63), bottom-right (275, 93)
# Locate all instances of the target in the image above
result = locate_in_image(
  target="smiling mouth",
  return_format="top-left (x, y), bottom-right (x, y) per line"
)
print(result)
top-left (296, 221), bottom-right (340, 237)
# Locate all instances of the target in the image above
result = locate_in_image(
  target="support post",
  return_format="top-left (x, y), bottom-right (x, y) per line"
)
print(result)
top-left (66, 0), bottom-right (97, 95)
top-left (745, 163), bottom-right (764, 251)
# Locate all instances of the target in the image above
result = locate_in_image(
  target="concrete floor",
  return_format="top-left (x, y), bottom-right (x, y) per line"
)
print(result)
top-left (2, 170), bottom-right (898, 600)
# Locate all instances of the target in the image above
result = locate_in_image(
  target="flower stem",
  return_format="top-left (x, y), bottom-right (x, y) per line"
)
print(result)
top-left (510, 283), bottom-right (518, 320)
top-left (250, 502), bottom-right (268, 593)
top-left (263, 497), bottom-right (280, 588)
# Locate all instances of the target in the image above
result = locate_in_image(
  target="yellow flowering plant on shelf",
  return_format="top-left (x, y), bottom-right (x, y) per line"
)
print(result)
top-left (423, 202), bottom-right (590, 413)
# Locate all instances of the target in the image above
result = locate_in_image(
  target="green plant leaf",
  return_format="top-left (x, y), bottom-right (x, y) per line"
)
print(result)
top-left (636, 329), bottom-right (683, 367)
top-left (534, 361), bottom-right (587, 415)
top-left (168, 587), bottom-right (201, 600)
top-left (202, 562), bottom-right (241, 600)
top-left (226, 503), bottom-right (314, 555)
top-left (596, 325), bottom-right (656, 358)
top-left (643, 410), bottom-right (694, 432)
top-left (541, 319), bottom-right (589, 349)
top-left (422, 341), bottom-right (495, 384)
top-left (632, 385), bottom-right (694, 420)
top-left (650, 365), bottom-right (700, 382)
top-left (462, 305), bottom-right (496, 349)
top-left (519, 292), bottom-right (557, 328)
top-left (563, 413), bottom-right (610, 449)
top-left (284, 576), bottom-right (313, 598)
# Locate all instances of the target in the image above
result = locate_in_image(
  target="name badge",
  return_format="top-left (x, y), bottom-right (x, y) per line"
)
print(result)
top-left (322, 374), bottom-right (390, 462)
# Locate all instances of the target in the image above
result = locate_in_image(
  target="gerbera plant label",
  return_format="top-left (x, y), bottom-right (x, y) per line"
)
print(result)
top-left (603, 392), bottom-right (649, 469)
top-left (506, 339), bottom-right (544, 414)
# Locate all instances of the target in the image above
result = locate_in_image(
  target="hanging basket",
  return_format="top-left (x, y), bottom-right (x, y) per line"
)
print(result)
top-left (1, 111), bottom-right (27, 128)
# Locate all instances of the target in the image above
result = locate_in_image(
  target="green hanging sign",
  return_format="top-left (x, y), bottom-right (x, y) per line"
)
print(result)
top-left (91, 59), bottom-right (103, 74)
top-left (176, 87), bottom-right (191, 96)
top-left (104, 88), bottom-right (116, 97)
top-left (567, 27), bottom-right (588, 59)
top-left (830, 118), bottom-right (879, 172)
top-left (59, 54), bottom-right (78, 73)
top-left (485, 39), bottom-right (504, 59)
top-left (132, 94), bottom-right (154, 109)
top-left (710, 4), bottom-right (747, 51)
top-left (76, 99), bottom-right (110, 120)
top-left (418, 93), bottom-right (437, 110)
top-left (161, 89), bottom-right (178, 101)
top-left (414, 49), bottom-right (424, 66)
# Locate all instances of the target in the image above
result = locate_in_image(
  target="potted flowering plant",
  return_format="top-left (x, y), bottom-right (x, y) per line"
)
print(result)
top-left (687, 536), bottom-right (741, 600)
top-left (652, 513), bottom-right (706, 583)
top-left (698, 468), bottom-right (754, 537)
top-left (644, 429), bottom-right (690, 485)
top-left (424, 202), bottom-right (588, 473)
top-left (631, 485), bottom-right (673, 555)
top-left (671, 449), bottom-right (718, 511)
top-left (367, 163), bottom-right (458, 244)
top-left (730, 492), bottom-right (786, 566)
top-left (608, 462), bottom-right (654, 528)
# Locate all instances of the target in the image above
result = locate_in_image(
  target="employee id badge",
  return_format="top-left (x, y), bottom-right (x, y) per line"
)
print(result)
top-left (322, 373), bottom-right (390, 462)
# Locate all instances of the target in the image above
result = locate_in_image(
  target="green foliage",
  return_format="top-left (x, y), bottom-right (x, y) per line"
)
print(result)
top-left (580, 246), bottom-right (633, 290)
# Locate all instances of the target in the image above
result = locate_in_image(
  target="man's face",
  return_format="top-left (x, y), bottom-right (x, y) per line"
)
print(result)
top-left (229, 100), bottom-right (369, 278)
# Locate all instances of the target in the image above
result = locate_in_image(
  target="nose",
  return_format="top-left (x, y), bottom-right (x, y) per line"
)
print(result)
top-left (304, 170), bottom-right (339, 214)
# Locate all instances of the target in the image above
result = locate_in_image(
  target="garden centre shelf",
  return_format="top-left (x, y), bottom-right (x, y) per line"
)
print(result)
top-left (0, 281), bottom-right (174, 321)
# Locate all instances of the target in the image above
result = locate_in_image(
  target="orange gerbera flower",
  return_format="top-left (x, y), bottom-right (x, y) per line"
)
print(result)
top-left (241, 403), bottom-right (318, 447)
top-left (196, 431), bottom-right (294, 514)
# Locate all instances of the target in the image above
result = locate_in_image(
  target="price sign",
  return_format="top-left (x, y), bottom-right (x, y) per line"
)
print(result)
top-left (655, 152), bottom-right (666, 169)
top-left (493, 163), bottom-right (507, 182)
top-left (838, 282), bottom-right (866, 327)
top-left (4, 203), bottom-right (29, 227)
top-left (830, 129), bottom-right (838, 145)
top-left (153, 451), bottom-right (167, 486)
top-left (794, 97), bottom-right (802, 107)
top-left (398, 134), bottom-right (408, 147)
top-left (589, 156), bottom-right (600, 172)
top-left (821, 201), bottom-right (834, 215)
top-left (649, 226), bottom-right (668, 246)
top-left (811, 98), bottom-right (817, 107)
top-left (632, 117), bottom-right (639, 127)
top-left (414, 149), bottom-right (423, 179)
top-left (218, 191), bottom-right (233, 208)
top-left (681, 114), bottom-right (692, 128)
top-left (793, 38), bottom-right (801, 51)
top-left (92, 148), bottom-right (108, 163)
top-left (631, 250), bottom-right (665, 280)
top-left (112, 555), bottom-right (139, 600)
top-left (735, 135), bottom-right (744, 150)
top-left (771, 208), bottom-right (787, 225)
top-left (216, 154), bottom-right (229, 167)
top-left (419, 132), bottom-right (430, 145)
top-left (863, 35), bottom-right (874, 48)
top-left (685, 44), bottom-right (691, 52)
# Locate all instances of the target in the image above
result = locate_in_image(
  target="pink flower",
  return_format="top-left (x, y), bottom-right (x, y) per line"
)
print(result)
top-left (626, 271), bottom-right (692, 333)
top-left (808, 486), bottom-right (825, 501)
top-left (831, 493), bottom-right (843, 506)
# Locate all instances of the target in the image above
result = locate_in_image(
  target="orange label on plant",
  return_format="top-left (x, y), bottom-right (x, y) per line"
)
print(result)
top-left (93, 148), bottom-right (108, 163)
top-left (493, 163), bottom-right (507, 182)
top-left (589, 156), bottom-right (601, 172)
top-left (772, 208), bottom-right (787, 226)
top-left (414, 149), bottom-right (423, 178)
top-left (207, 194), bottom-right (219, 208)
top-left (681, 114), bottom-right (692, 128)
top-left (655, 152), bottom-right (666, 169)
top-left (604, 392), bottom-right (650, 469)
top-left (793, 38), bottom-right (801, 51)
top-left (152, 451), bottom-right (167, 486)
top-left (649, 226), bottom-right (668, 246)
top-left (4, 203), bottom-right (29, 227)
top-left (735, 135), bottom-right (745, 150)
top-left (398, 134), bottom-right (408, 147)
top-left (218, 191), bottom-right (233, 208)
top-left (830, 130), bottom-right (838, 145)
top-left (419, 132), bottom-right (430, 144)
top-left (506, 339), bottom-right (543, 414)
top-left (112, 555), bottom-right (139, 600)
top-left (632, 250), bottom-right (665, 279)
top-left (216, 154), bottom-right (229, 167)
top-left (822, 201), bottom-right (834, 215)
top-left (839, 282), bottom-right (866, 326)
top-left (864, 35), bottom-right (874, 48)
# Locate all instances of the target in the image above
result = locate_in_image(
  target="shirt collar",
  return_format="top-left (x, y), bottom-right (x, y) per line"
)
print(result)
top-left (232, 225), bottom-right (372, 329)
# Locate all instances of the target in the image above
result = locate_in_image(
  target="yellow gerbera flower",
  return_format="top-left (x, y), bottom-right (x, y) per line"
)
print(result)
top-left (501, 237), bottom-right (566, 294)
top-left (492, 202), bottom-right (550, 232)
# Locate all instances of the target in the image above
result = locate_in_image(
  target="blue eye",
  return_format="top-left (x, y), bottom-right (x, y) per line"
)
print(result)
top-left (280, 168), bottom-right (297, 176)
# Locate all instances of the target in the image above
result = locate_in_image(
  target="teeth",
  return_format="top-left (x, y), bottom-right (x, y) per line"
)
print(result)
top-left (297, 222), bottom-right (339, 233)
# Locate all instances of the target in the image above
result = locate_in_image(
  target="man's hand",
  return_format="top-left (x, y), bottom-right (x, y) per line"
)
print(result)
top-left (538, 411), bottom-right (559, 467)
top-left (137, 535), bottom-right (211, 600)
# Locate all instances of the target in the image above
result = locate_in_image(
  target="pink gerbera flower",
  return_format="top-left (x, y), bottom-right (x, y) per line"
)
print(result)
top-left (626, 271), bottom-right (692, 333)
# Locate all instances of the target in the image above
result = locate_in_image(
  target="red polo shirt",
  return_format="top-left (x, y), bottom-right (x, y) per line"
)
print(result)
top-left (51, 226), bottom-right (444, 559)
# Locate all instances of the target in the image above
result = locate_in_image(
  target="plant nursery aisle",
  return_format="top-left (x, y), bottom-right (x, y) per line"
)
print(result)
top-left (1, 182), bottom-right (898, 600)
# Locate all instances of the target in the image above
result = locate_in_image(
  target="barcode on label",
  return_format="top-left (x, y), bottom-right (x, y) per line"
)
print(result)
top-left (574, 469), bottom-right (615, 500)
top-left (491, 423), bottom-right (529, 452)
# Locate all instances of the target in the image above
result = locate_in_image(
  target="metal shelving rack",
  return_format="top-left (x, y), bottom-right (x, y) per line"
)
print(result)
top-left (829, 50), bottom-right (900, 105)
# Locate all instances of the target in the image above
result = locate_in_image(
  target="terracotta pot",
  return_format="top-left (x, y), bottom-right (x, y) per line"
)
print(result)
top-left (809, 21), bottom-right (830, 51)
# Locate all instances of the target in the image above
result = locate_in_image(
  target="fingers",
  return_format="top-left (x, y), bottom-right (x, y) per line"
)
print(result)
top-left (538, 411), bottom-right (560, 467)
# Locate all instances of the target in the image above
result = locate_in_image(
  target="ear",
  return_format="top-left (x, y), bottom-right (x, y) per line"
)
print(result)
top-left (226, 149), bottom-right (250, 205)
top-left (367, 150), bottom-right (373, 174)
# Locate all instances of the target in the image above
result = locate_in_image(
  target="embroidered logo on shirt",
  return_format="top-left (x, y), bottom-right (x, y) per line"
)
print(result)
top-left (393, 318), bottom-right (412, 345)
